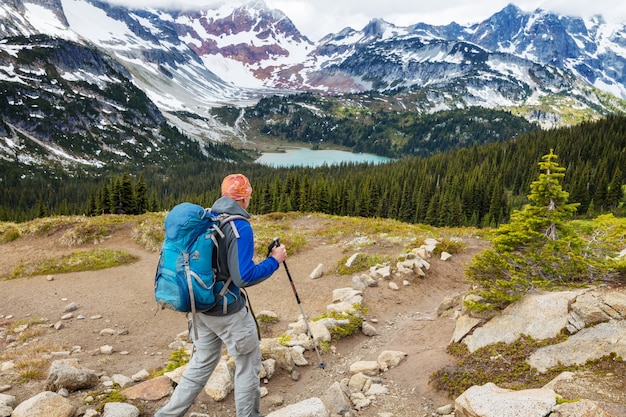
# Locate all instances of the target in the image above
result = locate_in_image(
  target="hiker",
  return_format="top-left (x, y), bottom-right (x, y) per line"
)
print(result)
top-left (155, 173), bottom-right (287, 417)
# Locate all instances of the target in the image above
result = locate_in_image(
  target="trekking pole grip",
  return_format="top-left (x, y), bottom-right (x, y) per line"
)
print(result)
top-left (267, 237), bottom-right (280, 258)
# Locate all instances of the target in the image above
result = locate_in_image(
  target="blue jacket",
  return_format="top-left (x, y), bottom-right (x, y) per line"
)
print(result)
top-left (204, 196), bottom-right (279, 315)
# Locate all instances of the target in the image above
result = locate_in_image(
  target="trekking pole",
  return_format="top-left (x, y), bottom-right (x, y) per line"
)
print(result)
top-left (268, 237), bottom-right (326, 369)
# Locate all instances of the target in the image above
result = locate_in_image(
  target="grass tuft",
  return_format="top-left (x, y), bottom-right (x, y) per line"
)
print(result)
top-left (9, 248), bottom-right (138, 279)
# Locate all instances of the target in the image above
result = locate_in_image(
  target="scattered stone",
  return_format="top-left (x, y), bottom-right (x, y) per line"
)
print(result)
top-left (309, 263), bottom-right (324, 279)
top-left (349, 361), bottom-right (379, 376)
top-left (345, 253), bottom-right (361, 267)
top-left (256, 310), bottom-right (279, 322)
top-left (100, 345), bottom-right (114, 355)
top-left (112, 374), bottom-right (134, 388)
top-left (101, 402), bottom-right (139, 417)
top-left (377, 350), bottom-right (407, 370)
top-left (131, 369), bottom-right (150, 382)
top-left (265, 397), bottom-right (327, 417)
top-left (64, 302), bottom-right (78, 313)
top-left (361, 321), bottom-right (378, 336)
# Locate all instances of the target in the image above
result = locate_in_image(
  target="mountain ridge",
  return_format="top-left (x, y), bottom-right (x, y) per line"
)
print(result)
top-left (1, 0), bottom-right (626, 171)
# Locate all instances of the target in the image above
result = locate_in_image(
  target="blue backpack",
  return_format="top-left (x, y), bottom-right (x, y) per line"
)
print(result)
top-left (154, 202), bottom-right (245, 336)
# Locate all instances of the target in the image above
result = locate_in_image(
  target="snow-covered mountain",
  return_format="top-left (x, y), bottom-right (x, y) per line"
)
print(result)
top-left (6, 1), bottom-right (626, 102)
top-left (1, 0), bottom-right (626, 169)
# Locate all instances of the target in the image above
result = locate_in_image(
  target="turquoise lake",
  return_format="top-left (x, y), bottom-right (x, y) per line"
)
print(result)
top-left (255, 147), bottom-right (391, 168)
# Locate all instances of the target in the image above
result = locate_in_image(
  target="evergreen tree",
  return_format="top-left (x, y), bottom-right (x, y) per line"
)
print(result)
top-left (606, 168), bottom-right (624, 209)
top-left (135, 174), bottom-right (148, 214)
top-left (465, 150), bottom-right (591, 313)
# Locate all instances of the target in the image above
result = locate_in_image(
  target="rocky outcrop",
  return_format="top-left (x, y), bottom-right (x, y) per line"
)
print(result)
top-left (450, 286), bottom-right (626, 417)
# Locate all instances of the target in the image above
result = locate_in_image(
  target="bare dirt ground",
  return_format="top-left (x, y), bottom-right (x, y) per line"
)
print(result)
top-left (0, 216), bottom-right (488, 416)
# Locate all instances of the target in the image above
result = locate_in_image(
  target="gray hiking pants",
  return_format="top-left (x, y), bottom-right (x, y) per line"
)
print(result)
top-left (155, 307), bottom-right (261, 417)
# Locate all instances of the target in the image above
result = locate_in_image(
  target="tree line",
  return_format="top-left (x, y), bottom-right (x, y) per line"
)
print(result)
top-left (1, 115), bottom-right (625, 226)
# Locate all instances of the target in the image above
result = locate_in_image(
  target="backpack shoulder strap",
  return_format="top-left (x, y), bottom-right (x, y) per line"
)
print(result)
top-left (208, 213), bottom-right (249, 314)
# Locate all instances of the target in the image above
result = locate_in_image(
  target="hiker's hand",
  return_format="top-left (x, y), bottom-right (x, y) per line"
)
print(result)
top-left (270, 244), bottom-right (287, 264)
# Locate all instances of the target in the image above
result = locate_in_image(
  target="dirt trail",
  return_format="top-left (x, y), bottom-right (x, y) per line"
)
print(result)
top-left (0, 218), bottom-right (487, 416)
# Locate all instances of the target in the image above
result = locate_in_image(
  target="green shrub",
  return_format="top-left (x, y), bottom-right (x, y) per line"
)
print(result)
top-left (1, 226), bottom-right (20, 243)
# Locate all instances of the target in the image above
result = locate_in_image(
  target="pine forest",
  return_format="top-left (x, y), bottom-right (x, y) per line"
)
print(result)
top-left (1, 115), bottom-right (625, 227)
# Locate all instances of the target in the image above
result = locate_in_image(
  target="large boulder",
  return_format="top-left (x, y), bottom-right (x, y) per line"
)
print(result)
top-left (455, 382), bottom-right (556, 417)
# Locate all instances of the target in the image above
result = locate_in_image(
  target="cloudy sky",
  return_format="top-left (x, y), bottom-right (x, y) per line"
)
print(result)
top-left (102, 0), bottom-right (626, 41)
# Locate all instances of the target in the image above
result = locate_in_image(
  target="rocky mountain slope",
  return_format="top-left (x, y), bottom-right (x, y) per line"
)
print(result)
top-left (1, 0), bottom-right (626, 170)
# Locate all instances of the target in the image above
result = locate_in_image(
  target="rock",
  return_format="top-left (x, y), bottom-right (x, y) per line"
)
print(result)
top-left (12, 391), bottom-right (75, 417)
top-left (121, 376), bottom-right (173, 401)
top-left (112, 374), bottom-right (134, 388)
top-left (320, 381), bottom-right (351, 416)
top-left (462, 291), bottom-right (582, 352)
top-left (440, 251), bottom-right (452, 261)
top-left (551, 399), bottom-right (618, 417)
top-left (100, 345), bottom-right (114, 354)
top-left (0, 404), bottom-right (12, 417)
top-left (290, 346), bottom-right (308, 366)
top-left (326, 301), bottom-right (355, 315)
top-left (46, 359), bottom-right (99, 392)
top-left (437, 403), bottom-right (454, 415)
top-left (349, 361), bottom-right (379, 376)
top-left (350, 392), bottom-right (371, 410)
top-left (131, 369), bottom-right (150, 382)
top-left (348, 372), bottom-right (370, 393)
top-left (345, 253), bottom-right (361, 267)
top-left (364, 383), bottom-right (388, 396)
top-left (455, 382), bottom-right (556, 417)
top-left (265, 397), bottom-right (329, 417)
top-left (0, 394), bottom-right (15, 407)
top-left (451, 315), bottom-right (483, 343)
top-left (528, 321), bottom-right (626, 372)
top-left (361, 321), bottom-right (378, 336)
top-left (260, 339), bottom-right (295, 372)
top-left (310, 264), bottom-right (324, 279)
top-left (377, 350), bottom-right (407, 370)
top-left (260, 358), bottom-right (276, 380)
top-left (256, 310), bottom-right (279, 322)
top-left (331, 288), bottom-right (362, 304)
top-left (351, 275), bottom-right (368, 291)
top-left (371, 265), bottom-right (391, 279)
top-left (101, 402), bottom-right (139, 417)
top-left (63, 302), bottom-right (78, 313)
top-left (203, 356), bottom-right (234, 401)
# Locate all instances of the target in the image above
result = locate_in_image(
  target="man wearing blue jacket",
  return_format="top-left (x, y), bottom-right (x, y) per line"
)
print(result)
top-left (155, 173), bottom-right (287, 417)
